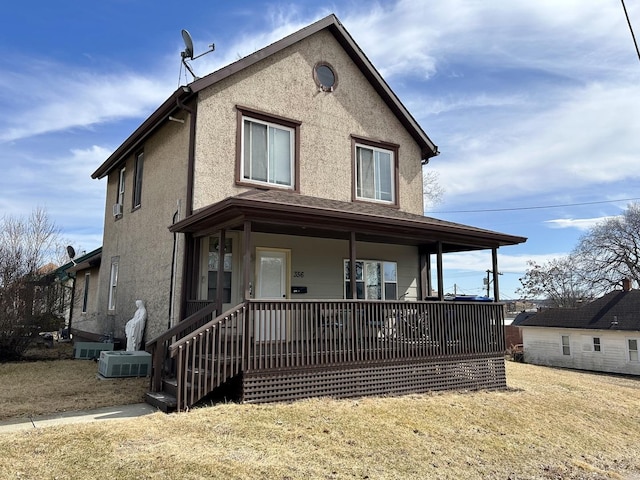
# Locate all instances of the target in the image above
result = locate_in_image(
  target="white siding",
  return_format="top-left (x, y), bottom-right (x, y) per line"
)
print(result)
top-left (249, 233), bottom-right (419, 300)
top-left (522, 326), bottom-right (640, 375)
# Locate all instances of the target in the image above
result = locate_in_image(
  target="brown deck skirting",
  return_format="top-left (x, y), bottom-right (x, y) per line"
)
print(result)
top-left (241, 355), bottom-right (506, 403)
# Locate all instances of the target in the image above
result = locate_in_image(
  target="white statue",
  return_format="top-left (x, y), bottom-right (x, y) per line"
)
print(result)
top-left (125, 300), bottom-right (147, 351)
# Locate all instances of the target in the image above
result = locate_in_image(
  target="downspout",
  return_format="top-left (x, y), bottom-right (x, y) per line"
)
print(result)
top-left (176, 93), bottom-right (197, 321)
top-left (168, 202), bottom-right (181, 330)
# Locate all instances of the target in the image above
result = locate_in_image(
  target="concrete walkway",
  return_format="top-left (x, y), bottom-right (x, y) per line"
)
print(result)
top-left (0, 403), bottom-right (157, 434)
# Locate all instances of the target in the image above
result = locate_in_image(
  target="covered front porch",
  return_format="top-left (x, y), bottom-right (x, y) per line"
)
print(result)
top-left (146, 190), bottom-right (525, 411)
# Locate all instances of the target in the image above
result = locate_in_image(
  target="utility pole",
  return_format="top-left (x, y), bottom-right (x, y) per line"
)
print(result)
top-left (485, 270), bottom-right (503, 297)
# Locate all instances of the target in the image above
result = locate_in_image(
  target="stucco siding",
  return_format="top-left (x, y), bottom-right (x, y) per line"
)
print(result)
top-left (193, 29), bottom-right (425, 215)
top-left (70, 265), bottom-right (101, 335)
top-left (97, 118), bottom-right (190, 341)
top-left (522, 326), bottom-right (640, 375)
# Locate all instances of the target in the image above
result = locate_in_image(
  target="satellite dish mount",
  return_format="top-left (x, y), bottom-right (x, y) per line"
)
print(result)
top-left (181, 29), bottom-right (215, 81)
top-left (66, 245), bottom-right (77, 266)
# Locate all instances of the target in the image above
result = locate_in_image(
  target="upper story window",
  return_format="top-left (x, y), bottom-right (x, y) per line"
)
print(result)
top-left (237, 106), bottom-right (300, 191)
top-left (352, 136), bottom-right (398, 205)
top-left (114, 168), bottom-right (125, 219)
top-left (133, 151), bottom-right (144, 209)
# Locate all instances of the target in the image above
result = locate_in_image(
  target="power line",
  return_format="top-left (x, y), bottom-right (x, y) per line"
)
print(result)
top-left (621, 0), bottom-right (640, 64)
top-left (426, 197), bottom-right (640, 214)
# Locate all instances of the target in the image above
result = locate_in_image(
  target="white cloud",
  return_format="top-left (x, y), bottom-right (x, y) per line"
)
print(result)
top-left (545, 215), bottom-right (618, 231)
top-left (443, 250), bottom-right (565, 274)
top-left (0, 63), bottom-right (172, 143)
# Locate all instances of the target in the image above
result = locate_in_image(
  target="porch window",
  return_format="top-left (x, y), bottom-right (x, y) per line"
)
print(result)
top-left (241, 116), bottom-right (294, 188)
top-left (561, 335), bottom-right (570, 356)
top-left (344, 260), bottom-right (397, 300)
top-left (208, 237), bottom-right (232, 303)
top-left (108, 257), bottom-right (119, 311)
top-left (81, 272), bottom-right (90, 313)
top-left (629, 339), bottom-right (639, 362)
top-left (354, 139), bottom-right (397, 204)
top-left (133, 151), bottom-right (143, 209)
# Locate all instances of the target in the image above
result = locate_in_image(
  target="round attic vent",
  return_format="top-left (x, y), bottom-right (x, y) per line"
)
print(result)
top-left (314, 62), bottom-right (337, 92)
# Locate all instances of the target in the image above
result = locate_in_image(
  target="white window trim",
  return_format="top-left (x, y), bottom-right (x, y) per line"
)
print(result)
top-left (133, 152), bottom-right (144, 209)
top-left (561, 335), bottom-right (571, 356)
top-left (81, 272), bottom-right (90, 314)
top-left (240, 115), bottom-right (295, 189)
top-left (628, 338), bottom-right (639, 362)
top-left (117, 168), bottom-right (125, 207)
top-left (108, 259), bottom-right (119, 311)
top-left (355, 143), bottom-right (396, 204)
top-left (592, 337), bottom-right (601, 353)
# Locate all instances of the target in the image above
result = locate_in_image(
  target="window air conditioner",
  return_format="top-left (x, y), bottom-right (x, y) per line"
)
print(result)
top-left (112, 203), bottom-right (123, 217)
top-left (98, 350), bottom-right (152, 378)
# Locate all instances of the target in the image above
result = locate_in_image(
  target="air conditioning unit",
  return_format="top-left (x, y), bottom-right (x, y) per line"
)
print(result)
top-left (112, 203), bottom-right (123, 217)
top-left (74, 341), bottom-right (114, 360)
top-left (98, 351), bottom-right (151, 378)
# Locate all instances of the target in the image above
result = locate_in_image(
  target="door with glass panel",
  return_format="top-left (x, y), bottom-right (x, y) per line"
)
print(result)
top-left (255, 249), bottom-right (289, 341)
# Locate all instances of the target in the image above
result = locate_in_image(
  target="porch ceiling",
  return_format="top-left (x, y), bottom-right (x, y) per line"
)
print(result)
top-left (170, 190), bottom-right (526, 253)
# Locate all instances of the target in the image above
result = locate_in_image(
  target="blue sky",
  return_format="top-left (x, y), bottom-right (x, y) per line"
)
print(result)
top-left (1, 0), bottom-right (639, 299)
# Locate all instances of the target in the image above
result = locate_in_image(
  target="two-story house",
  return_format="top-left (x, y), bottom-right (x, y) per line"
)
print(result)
top-left (83, 14), bottom-right (525, 410)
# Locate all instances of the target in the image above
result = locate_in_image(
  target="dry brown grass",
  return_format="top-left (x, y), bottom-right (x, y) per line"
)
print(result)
top-left (1, 358), bottom-right (640, 479)
top-left (0, 343), bottom-right (148, 420)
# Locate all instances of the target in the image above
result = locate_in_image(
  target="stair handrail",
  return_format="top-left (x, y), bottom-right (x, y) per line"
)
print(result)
top-left (168, 301), bottom-right (248, 355)
top-left (170, 302), bottom-right (248, 410)
top-left (146, 301), bottom-right (217, 391)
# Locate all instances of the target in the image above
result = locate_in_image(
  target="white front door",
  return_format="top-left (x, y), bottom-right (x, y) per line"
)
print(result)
top-left (255, 249), bottom-right (289, 341)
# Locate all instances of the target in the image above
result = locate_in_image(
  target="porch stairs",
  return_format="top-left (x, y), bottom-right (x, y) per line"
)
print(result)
top-left (145, 303), bottom-right (247, 413)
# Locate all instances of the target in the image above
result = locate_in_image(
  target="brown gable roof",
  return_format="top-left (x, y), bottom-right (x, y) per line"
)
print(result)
top-left (92, 14), bottom-right (438, 180)
top-left (520, 290), bottom-right (640, 331)
top-left (170, 189), bottom-right (526, 252)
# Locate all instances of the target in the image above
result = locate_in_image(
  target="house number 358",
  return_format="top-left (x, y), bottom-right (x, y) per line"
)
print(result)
top-left (293, 271), bottom-right (304, 278)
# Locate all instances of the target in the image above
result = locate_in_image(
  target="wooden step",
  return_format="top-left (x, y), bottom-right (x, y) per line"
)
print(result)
top-left (145, 391), bottom-right (177, 413)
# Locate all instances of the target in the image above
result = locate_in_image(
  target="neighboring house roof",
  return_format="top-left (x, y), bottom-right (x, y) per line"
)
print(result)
top-left (170, 189), bottom-right (527, 252)
top-left (59, 247), bottom-right (103, 277)
top-left (511, 311), bottom-right (537, 326)
top-left (519, 289), bottom-right (640, 331)
top-left (91, 14), bottom-right (438, 180)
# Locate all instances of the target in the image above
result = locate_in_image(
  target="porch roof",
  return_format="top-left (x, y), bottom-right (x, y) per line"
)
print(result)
top-left (169, 190), bottom-right (526, 253)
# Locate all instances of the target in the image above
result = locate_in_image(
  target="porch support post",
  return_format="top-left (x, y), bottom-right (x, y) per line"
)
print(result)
top-left (492, 247), bottom-right (500, 302)
top-left (436, 241), bottom-right (444, 301)
top-left (215, 229), bottom-right (226, 315)
top-left (349, 232), bottom-right (357, 299)
top-left (179, 234), bottom-right (197, 321)
top-left (419, 245), bottom-right (428, 300)
top-left (243, 221), bottom-right (252, 301)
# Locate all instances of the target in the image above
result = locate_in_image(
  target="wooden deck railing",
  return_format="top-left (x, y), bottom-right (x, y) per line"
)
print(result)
top-left (167, 299), bottom-right (505, 410)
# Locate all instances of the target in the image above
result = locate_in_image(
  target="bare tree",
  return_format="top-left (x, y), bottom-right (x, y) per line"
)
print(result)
top-left (0, 208), bottom-right (63, 361)
top-left (517, 256), bottom-right (594, 308)
top-left (572, 203), bottom-right (640, 294)
top-left (423, 169), bottom-right (444, 210)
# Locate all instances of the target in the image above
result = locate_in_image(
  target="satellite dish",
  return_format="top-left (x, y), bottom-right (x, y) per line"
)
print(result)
top-left (179, 28), bottom-right (215, 81)
top-left (181, 29), bottom-right (194, 60)
top-left (66, 245), bottom-right (77, 266)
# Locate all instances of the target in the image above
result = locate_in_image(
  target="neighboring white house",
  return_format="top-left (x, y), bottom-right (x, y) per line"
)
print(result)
top-left (520, 280), bottom-right (640, 376)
